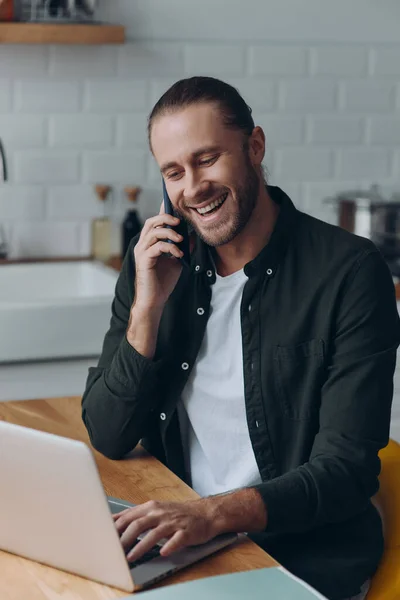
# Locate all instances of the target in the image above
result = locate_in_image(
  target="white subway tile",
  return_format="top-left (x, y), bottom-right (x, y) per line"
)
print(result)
top-left (369, 117), bottom-right (400, 144)
top-left (49, 46), bottom-right (118, 77)
top-left (147, 156), bottom-right (163, 185)
top-left (343, 81), bottom-right (396, 111)
top-left (14, 152), bottom-right (80, 184)
top-left (49, 115), bottom-right (114, 148)
top-left (47, 185), bottom-right (106, 220)
top-left (249, 46), bottom-right (307, 76)
top-left (276, 148), bottom-right (333, 181)
top-left (185, 44), bottom-right (245, 76)
top-left (119, 43), bottom-right (184, 77)
top-left (15, 80), bottom-right (81, 113)
top-left (257, 116), bottom-right (304, 145)
top-left (116, 114), bottom-right (148, 147)
top-left (0, 115), bottom-right (46, 148)
top-left (10, 223), bottom-right (80, 258)
top-left (393, 152), bottom-right (400, 180)
top-left (312, 46), bottom-right (368, 76)
top-left (373, 47), bottom-right (400, 76)
top-left (0, 185), bottom-right (45, 220)
top-left (280, 81), bottom-right (337, 112)
top-left (337, 149), bottom-right (391, 179)
top-left (0, 80), bottom-right (11, 112)
top-left (84, 80), bottom-right (148, 112)
top-left (0, 46), bottom-right (48, 77)
top-left (310, 117), bottom-right (364, 144)
top-left (227, 79), bottom-right (276, 111)
top-left (82, 151), bottom-right (147, 184)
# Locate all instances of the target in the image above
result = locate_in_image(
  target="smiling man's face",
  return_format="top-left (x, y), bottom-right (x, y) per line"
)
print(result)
top-left (150, 102), bottom-right (264, 247)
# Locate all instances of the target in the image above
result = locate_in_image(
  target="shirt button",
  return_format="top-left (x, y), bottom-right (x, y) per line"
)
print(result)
top-left (197, 307), bottom-right (205, 316)
top-left (267, 268), bottom-right (273, 275)
top-left (255, 420), bottom-right (259, 428)
top-left (206, 270), bottom-right (213, 277)
top-left (248, 304), bottom-right (252, 312)
top-left (160, 412), bottom-right (166, 421)
top-left (181, 362), bottom-right (189, 370)
top-left (195, 265), bottom-right (200, 272)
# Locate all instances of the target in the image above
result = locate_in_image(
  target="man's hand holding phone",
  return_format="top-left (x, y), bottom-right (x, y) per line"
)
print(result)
top-left (127, 201), bottom-right (185, 359)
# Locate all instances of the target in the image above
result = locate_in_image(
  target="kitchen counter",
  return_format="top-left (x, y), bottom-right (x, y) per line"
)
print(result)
top-left (0, 254), bottom-right (123, 270)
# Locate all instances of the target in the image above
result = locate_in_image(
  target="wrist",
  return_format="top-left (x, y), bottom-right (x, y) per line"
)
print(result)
top-left (200, 488), bottom-right (268, 536)
top-left (126, 305), bottom-right (163, 359)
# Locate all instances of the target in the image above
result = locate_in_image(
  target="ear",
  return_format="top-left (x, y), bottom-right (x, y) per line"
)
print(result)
top-left (248, 126), bottom-right (266, 167)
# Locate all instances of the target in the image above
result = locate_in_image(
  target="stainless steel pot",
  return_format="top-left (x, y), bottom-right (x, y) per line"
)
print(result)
top-left (370, 201), bottom-right (400, 260)
top-left (325, 184), bottom-right (400, 276)
top-left (324, 184), bottom-right (385, 239)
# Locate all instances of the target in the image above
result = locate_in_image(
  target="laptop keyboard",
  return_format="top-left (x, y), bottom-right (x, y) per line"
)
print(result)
top-left (127, 540), bottom-right (161, 568)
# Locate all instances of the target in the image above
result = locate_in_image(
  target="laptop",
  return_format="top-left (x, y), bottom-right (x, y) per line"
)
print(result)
top-left (0, 421), bottom-right (237, 592)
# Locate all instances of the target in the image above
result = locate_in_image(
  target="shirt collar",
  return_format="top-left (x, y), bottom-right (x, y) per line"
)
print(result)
top-left (191, 185), bottom-right (298, 279)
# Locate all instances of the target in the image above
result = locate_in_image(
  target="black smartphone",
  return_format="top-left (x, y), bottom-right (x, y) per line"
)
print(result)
top-left (162, 179), bottom-right (191, 267)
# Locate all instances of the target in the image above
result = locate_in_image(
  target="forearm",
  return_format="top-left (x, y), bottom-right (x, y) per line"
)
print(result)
top-left (202, 487), bottom-right (268, 535)
top-left (82, 335), bottom-right (163, 459)
top-left (126, 304), bottom-right (163, 360)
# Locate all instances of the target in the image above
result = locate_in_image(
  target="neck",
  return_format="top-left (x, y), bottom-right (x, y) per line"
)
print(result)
top-left (212, 184), bottom-right (279, 277)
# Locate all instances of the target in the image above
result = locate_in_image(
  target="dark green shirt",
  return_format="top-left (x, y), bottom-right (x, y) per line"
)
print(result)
top-left (82, 186), bottom-right (400, 600)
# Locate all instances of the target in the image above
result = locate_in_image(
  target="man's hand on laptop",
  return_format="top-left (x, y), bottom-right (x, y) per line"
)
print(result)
top-left (113, 488), bottom-right (267, 563)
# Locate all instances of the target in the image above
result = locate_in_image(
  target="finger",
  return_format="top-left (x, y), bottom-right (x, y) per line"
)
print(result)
top-left (143, 227), bottom-right (183, 250)
top-left (112, 508), bottom-right (130, 521)
top-left (114, 504), bottom-right (155, 534)
top-left (150, 241), bottom-right (184, 261)
top-left (126, 525), bottom-right (173, 562)
top-left (143, 214), bottom-right (180, 233)
top-left (120, 515), bottom-right (157, 551)
top-left (159, 530), bottom-right (187, 557)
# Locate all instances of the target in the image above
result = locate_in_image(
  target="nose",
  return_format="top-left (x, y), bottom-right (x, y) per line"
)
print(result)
top-left (183, 170), bottom-right (208, 203)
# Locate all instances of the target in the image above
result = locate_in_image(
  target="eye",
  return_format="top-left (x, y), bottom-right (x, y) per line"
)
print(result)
top-left (199, 155), bottom-right (218, 166)
top-left (166, 171), bottom-right (182, 180)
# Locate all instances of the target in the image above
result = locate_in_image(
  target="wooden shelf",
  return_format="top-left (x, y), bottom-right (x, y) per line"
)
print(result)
top-left (0, 22), bottom-right (125, 44)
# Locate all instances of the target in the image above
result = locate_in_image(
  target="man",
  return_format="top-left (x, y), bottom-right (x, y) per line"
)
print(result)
top-left (81, 76), bottom-right (400, 600)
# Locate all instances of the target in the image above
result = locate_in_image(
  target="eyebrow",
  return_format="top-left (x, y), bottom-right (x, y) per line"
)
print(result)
top-left (160, 145), bottom-right (223, 174)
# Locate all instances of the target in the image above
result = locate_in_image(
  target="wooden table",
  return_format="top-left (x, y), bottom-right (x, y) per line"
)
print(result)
top-left (0, 397), bottom-right (276, 600)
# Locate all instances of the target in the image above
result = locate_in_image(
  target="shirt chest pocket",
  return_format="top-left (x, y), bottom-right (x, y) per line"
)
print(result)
top-left (273, 339), bottom-right (325, 420)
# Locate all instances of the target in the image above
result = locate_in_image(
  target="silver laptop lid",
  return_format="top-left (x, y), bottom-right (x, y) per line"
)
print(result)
top-left (0, 421), bottom-right (134, 592)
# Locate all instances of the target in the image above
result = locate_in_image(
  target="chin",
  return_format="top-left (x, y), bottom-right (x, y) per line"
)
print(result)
top-left (196, 223), bottom-right (237, 248)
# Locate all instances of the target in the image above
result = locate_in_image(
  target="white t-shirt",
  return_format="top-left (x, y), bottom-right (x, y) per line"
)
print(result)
top-left (177, 268), bottom-right (262, 497)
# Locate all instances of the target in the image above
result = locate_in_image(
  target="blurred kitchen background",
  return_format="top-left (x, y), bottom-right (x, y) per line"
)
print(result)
top-left (1, 0), bottom-right (400, 439)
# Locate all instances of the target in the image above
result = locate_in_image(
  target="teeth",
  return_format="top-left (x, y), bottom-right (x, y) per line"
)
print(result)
top-left (197, 193), bottom-right (227, 215)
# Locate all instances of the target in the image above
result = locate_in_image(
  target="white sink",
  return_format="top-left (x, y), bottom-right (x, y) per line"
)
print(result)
top-left (0, 261), bottom-right (119, 363)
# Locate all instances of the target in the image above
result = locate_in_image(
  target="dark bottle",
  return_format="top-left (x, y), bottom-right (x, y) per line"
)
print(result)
top-left (122, 186), bottom-right (142, 258)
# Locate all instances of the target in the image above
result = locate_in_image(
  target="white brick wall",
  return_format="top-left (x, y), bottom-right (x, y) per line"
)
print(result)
top-left (49, 115), bottom-right (115, 148)
top-left (249, 46), bottom-right (308, 76)
top-left (186, 44), bottom-right (245, 76)
top-left (0, 81), bottom-right (12, 112)
top-left (0, 1), bottom-right (399, 260)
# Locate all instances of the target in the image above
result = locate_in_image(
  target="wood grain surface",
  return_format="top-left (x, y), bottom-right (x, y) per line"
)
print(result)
top-left (0, 397), bottom-right (276, 600)
top-left (0, 23), bottom-right (125, 45)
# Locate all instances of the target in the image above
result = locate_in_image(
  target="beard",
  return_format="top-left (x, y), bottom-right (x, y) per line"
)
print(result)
top-left (180, 153), bottom-right (260, 248)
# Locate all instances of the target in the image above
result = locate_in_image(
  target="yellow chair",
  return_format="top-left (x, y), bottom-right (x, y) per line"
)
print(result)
top-left (367, 439), bottom-right (400, 599)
